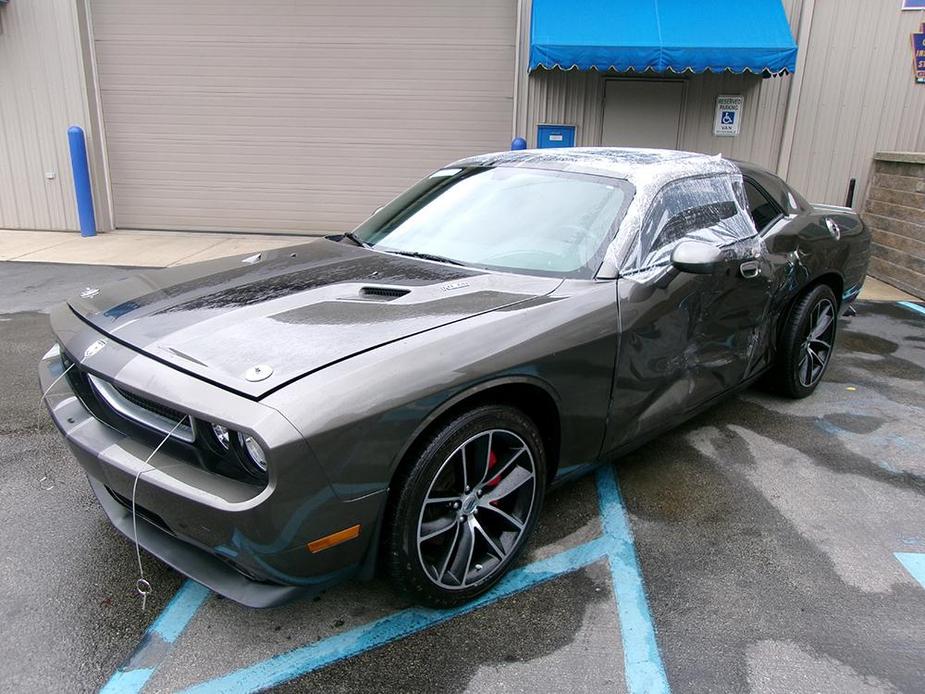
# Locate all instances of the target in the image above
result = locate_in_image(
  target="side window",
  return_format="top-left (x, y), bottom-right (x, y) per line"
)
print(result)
top-left (630, 175), bottom-right (757, 271)
top-left (744, 180), bottom-right (782, 232)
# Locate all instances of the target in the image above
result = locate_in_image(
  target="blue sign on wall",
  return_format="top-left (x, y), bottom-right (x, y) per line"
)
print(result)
top-left (914, 23), bottom-right (925, 84)
top-left (902, 0), bottom-right (925, 10)
top-left (537, 124), bottom-right (576, 149)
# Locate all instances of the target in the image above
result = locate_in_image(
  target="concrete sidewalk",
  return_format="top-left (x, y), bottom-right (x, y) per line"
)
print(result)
top-left (0, 228), bottom-right (916, 302)
top-left (860, 275), bottom-right (918, 301)
top-left (0, 229), bottom-right (313, 267)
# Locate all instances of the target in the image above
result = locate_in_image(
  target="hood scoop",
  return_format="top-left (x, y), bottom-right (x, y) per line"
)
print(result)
top-left (356, 285), bottom-right (411, 301)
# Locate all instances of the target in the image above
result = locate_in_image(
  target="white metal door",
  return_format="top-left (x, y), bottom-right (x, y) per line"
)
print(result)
top-left (89, 0), bottom-right (516, 233)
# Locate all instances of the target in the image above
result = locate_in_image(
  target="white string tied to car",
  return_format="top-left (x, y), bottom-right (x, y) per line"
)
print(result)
top-left (129, 415), bottom-right (190, 612)
top-left (36, 358), bottom-right (75, 491)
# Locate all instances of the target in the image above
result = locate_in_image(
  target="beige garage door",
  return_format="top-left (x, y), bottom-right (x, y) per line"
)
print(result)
top-left (89, 0), bottom-right (515, 233)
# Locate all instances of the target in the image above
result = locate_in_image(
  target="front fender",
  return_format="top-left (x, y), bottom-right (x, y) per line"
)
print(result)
top-left (264, 281), bottom-right (619, 500)
top-left (385, 373), bottom-right (562, 479)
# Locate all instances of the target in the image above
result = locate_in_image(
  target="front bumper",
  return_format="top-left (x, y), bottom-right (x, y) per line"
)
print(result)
top-left (87, 476), bottom-right (309, 607)
top-left (40, 305), bottom-right (386, 607)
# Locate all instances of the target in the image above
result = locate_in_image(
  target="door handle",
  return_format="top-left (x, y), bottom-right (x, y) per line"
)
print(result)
top-left (739, 260), bottom-right (761, 279)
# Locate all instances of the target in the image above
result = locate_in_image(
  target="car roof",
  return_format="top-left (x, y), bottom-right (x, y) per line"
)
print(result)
top-left (450, 147), bottom-right (740, 191)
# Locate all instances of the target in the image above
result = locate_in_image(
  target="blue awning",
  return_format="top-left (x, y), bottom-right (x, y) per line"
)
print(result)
top-left (530, 0), bottom-right (798, 75)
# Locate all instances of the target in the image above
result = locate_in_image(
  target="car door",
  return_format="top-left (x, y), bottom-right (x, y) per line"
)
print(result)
top-left (605, 174), bottom-right (774, 448)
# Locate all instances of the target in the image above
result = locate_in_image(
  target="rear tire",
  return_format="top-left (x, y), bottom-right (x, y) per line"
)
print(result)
top-left (771, 284), bottom-right (838, 398)
top-left (385, 405), bottom-right (546, 608)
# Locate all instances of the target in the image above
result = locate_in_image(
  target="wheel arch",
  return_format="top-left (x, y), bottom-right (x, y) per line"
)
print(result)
top-left (776, 270), bottom-right (844, 345)
top-left (388, 377), bottom-right (563, 489)
top-left (809, 271), bottom-right (845, 306)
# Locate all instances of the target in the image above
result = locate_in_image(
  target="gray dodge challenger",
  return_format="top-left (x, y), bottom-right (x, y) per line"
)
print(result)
top-left (39, 148), bottom-right (870, 608)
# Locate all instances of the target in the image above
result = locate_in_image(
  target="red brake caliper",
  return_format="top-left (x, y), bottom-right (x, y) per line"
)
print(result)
top-left (486, 450), bottom-right (501, 491)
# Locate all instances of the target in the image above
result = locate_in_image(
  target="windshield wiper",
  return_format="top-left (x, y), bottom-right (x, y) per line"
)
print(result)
top-left (384, 250), bottom-right (466, 266)
top-left (341, 232), bottom-right (371, 248)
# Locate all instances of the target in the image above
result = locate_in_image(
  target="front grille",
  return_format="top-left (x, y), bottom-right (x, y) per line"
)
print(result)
top-left (87, 373), bottom-right (196, 443)
top-left (61, 352), bottom-right (194, 442)
top-left (60, 350), bottom-right (266, 486)
top-left (113, 385), bottom-right (188, 425)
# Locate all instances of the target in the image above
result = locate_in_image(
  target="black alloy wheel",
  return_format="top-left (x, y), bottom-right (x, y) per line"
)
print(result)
top-left (773, 284), bottom-right (839, 398)
top-left (385, 405), bottom-right (546, 608)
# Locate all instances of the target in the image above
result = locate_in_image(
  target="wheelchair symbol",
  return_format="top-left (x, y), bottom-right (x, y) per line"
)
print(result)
top-left (721, 111), bottom-right (736, 125)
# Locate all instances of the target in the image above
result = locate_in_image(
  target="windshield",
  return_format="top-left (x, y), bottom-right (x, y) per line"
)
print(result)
top-left (351, 166), bottom-right (633, 278)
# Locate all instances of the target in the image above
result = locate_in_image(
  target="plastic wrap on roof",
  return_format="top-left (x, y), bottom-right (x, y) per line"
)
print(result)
top-left (451, 147), bottom-right (732, 188)
top-left (449, 147), bottom-right (755, 277)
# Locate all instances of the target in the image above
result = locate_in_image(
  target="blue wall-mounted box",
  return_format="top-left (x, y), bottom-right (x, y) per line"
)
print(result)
top-left (537, 124), bottom-right (576, 148)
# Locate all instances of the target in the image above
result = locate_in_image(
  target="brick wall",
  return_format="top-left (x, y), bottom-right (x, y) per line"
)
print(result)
top-left (863, 152), bottom-right (925, 300)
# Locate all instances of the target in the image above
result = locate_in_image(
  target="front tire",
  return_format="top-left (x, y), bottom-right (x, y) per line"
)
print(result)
top-left (385, 405), bottom-right (546, 608)
top-left (773, 284), bottom-right (839, 398)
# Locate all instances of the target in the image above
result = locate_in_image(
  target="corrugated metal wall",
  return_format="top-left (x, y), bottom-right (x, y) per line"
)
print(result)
top-left (517, 0), bottom-right (803, 174)
top-left (521, 70), bottom-right (794, 172)
top-left (677, 72), bottom-right (792, 168)
top-left (0, 0), bottom-right (90, 231)
top-left (521, 69), bottom-right (604, 147)
top-left (783, 0), bottom-right (925, 208)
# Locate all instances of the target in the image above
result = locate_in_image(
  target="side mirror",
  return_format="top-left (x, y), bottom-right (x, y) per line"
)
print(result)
top-left (671, 240), bottom-right (723, 275)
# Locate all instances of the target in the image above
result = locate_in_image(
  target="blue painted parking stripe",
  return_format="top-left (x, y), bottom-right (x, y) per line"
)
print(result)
top-left (897, 301), bottom-right (925, 317)
top-left (180, 465), bottom-right (669, 694)
top-left (100, 668), bottom-right (155, 694)
top-left (596, 466), bottom-right (670, 694)
top-left (149, 580), bottom-right (212, 643)
top-left (100, 580), bottom-right (212, 694)
top-left (896, 552), bottom-right (925, 590)
top-left (182, 539), bottom-right (610, 694)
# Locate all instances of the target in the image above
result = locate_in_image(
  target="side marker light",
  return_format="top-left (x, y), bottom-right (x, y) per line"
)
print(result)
top-left (307, 524), bottom-right (361, 554)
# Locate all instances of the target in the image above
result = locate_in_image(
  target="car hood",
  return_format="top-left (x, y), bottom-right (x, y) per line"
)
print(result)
top-left (67, 240), bottom-right (562, 398)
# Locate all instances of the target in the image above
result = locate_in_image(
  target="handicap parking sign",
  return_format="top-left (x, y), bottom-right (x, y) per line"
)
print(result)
top-left (714, 95), bottom-right (744, 136)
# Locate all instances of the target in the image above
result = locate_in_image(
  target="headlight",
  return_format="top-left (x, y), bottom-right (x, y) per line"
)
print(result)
top-left (239, 433), bottom-right (267, 474)
top-left (211, 424), bottom-right (231, 450)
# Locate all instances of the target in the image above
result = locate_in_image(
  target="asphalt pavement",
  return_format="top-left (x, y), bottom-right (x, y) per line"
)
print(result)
top-left (0, 261), bottom-right (923, 693)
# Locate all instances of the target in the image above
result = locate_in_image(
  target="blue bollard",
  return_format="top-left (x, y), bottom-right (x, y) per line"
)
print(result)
top-left (511, 137), bottom-right (527, 151)
top-left (67, 125), bottom-right (97, 237)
